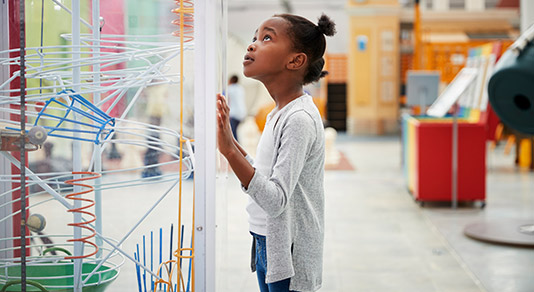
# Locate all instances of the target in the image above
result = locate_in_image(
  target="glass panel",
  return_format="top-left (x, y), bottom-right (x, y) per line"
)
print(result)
top-left (0, 1), bottom-right (222, 291)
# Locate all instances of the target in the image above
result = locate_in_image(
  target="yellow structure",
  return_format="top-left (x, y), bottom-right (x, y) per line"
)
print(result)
top-left (344, 1), bottom-right (518, 135)
top-left (347, 0), bottom-right (400, 135)
top-left (519, 139), bottom-right (533, 169)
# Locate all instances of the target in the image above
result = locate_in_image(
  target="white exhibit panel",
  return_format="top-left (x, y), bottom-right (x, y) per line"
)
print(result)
top-left (426, 68), bottom-right (478, 118)
top-left (0, 0), bottom-right (225, 291)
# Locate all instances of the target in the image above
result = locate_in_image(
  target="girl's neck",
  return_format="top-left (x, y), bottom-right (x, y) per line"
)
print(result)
top-left (264, 83), bottom-right (304, 110)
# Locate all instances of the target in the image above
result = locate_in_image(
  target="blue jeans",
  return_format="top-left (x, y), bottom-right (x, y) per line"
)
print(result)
top-left (252, 233), bottom-right (295, 292)
top-left (230, 117), bottom-right (240, 142)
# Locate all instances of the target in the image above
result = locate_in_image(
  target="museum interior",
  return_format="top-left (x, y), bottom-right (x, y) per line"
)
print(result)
top-left (0, 0), bottom-right (533, 291)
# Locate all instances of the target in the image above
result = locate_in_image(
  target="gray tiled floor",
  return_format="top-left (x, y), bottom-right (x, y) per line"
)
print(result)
top-left (216, 134), bottom-right (533, 292)
top-left (420, 142), bottom-right (534, 292)
top-left (27, 134), bottom-right (534, 291)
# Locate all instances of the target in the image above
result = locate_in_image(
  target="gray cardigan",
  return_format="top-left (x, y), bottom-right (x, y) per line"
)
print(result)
top-left (245, 94), bottom-right (325, 292)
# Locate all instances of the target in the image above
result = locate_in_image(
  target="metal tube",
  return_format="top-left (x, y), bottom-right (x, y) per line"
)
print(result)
top-left (18, 0), bottom-right (27, 290)
top-left (91, 0), bottom-right (104, 261)
top-left (71, 1), bottom-right (83, 290)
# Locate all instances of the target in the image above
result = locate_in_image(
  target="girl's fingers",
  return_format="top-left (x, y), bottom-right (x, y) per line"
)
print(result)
top-left (217, 94), bottom-right (230, 114)
top-left (217, 94), bottom-right (225, 108)
top-left (218, 113), bottom-right (224, 126)
top-left (216, 100), bottom-right (223, 114)
top-left (217, 99), bottom-right (229, 120)
top-left (216, 107), bottom-right (228, 131)
top-left (217, 107), bottom-right (226, 121)
top-left (216, 94), bottom-right (232, 143)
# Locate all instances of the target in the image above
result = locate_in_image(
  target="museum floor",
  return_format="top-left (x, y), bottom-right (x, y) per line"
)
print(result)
top-left (216, 134), bottom-right (534, 292)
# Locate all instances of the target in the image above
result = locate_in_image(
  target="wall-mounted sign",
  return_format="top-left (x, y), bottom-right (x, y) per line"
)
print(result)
top-left (357, 35), bottom-right (368, 52)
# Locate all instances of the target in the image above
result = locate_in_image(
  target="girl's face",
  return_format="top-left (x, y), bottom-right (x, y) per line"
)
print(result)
top-left (243, 17), bottom-right (295, 82)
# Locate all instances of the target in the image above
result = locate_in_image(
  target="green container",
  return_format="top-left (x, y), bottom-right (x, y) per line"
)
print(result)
top-left (0, 262), bottom-right (118, 292)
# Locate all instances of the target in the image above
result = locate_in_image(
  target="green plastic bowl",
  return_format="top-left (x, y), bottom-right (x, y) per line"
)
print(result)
top-left (0, 262), bottom-right (118, 292)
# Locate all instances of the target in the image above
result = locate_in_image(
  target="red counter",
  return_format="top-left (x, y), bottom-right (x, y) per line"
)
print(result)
top-left (403, 115), bottom-right (486, 203)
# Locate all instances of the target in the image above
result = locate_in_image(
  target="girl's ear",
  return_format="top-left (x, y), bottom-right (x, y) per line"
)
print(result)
top-left (287, 53), bottom-right (307, 71)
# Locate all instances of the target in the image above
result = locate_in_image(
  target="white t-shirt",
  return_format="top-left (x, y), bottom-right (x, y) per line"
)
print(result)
top-left (246, 108), bottom-right (281, 236)
top-left (227, 83), bottom-right (247, 120)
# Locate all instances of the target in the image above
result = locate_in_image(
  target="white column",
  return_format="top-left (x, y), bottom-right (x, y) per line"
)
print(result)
top-left (465, 0), bottom-right (484, 11)
top-left (521, 0), bottom-right (534, 33)
top-left (419, 0), bottom-right (428, 11)
top-left (433, 0), bottom-right (449, 11)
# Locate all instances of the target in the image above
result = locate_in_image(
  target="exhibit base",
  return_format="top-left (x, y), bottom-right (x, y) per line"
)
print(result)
top-left (464, 219), bottom-right (534, 247)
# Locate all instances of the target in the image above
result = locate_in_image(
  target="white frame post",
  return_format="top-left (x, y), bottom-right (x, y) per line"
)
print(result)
top-left (194, 0), bottom-right (218, 291)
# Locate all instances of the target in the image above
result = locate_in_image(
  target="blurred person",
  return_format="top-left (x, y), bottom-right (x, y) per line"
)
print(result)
top-left (141, 84), bottom-right (168, 178)
top-left (227, 74), bottom-right (247, 141)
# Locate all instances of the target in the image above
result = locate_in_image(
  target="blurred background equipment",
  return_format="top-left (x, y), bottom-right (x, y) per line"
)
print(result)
top-left (462, 24), bottom-right (534, 247)
top-left (488, 24), bottom-right (534, 135)
top-left (405, 70), bottom-right (440, 113)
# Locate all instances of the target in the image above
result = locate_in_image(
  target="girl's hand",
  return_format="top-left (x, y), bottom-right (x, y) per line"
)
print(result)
top-left (216, 93), bottom-right (254, 188)
top-left (216, 93), bottom-right (236, 157)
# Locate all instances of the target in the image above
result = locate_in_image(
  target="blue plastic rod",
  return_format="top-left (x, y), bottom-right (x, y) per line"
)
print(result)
top-left (170, 224), bottom-right (174, 262)
top-left (180, 225), bottom-right (184, 269)
top-left (159, 228), bottom-right (163, 291)
top-left (135, 248), bottom-right (142, 292)
top-left (151, 231), bottom-right (154, 292)
top-left (143, 235), bottom-right (147, 292)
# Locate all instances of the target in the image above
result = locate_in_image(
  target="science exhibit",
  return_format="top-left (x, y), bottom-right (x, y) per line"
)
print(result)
top-left (0, 0), bottom-right (225, 291)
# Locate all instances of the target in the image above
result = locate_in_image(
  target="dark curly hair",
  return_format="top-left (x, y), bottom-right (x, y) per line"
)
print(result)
top-left (274, 13), bottom-right (336, 85)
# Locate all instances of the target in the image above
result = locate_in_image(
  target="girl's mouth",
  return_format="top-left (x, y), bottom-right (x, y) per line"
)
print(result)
top-left (243, 54), bottom-right (254, 65)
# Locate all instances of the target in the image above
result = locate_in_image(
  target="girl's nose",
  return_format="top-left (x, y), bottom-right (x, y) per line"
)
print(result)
top-left (247, 43), bottom-right (255, 52)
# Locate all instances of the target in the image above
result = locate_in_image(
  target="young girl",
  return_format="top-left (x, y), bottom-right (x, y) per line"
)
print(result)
top-left (217, 13), bottom-right (336, 292)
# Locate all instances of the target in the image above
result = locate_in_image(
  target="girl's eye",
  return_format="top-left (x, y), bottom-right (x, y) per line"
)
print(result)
top-left (263, 35), bottom-right (271, 41)
top-left (251, 36), bottom-right (257, 43)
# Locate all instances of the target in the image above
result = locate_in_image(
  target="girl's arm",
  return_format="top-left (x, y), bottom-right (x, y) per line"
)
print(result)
top-left (217, 94), bottom-right (254, 188)
top-left (231, 135), bottom-right (249, 158)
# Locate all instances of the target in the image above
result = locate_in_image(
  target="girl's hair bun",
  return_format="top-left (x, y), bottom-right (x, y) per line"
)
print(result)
top-left (317, 14), bottom-right (336, 37)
